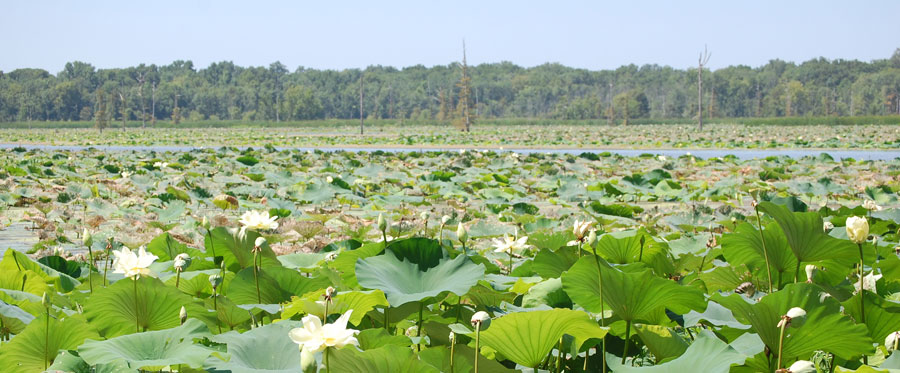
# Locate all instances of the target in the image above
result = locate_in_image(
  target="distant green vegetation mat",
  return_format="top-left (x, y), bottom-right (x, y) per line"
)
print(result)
top-left (2, 147), bottom-right (900, 371)
top-left (2, 121), bottom-right (900, 149)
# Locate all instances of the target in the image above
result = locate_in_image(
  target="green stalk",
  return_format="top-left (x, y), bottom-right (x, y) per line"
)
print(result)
top-left (754, 205), bottom-right (774, 292)
top-left (621, 320), bottom-right (631, 364)
top-left (858, 242), bottom-right (868, 365)
top-left (253, 251), bottom-right (261, 304)
top-left (416, 302), bottom-right (424, 352)
top-left (556, 337), bottom-right (564, 373)
top-left (449, 334), bottom-right (456, 373)
top-left (384, 307), bottom-right (390, 331)
top-left (508, 252), bottom-right (513, 275)
top-left (590, 246), bottom-right (607, 373)
top-left (86, 241), bottom-right (94, 294)
top-left (43, 308), bottom-right (50, 370)
top-left (103, 239), bottom-right (112, 287)
top-left (638, 236), bottom-right (644, 262)
top-left (474, 322), bottom-right (481, 373)
top-left (133, 277), bottom-right (140, 333)
top-left (776, 322), bottom-right (786, 370)
top-left (207, 230), bottom-right (217, 257)
top-left (325, 346), bottom-right (331, 373)
top-left (175, 271), bottom-right (181, 289)
top-left (212, 290), bottom-right (221, 333)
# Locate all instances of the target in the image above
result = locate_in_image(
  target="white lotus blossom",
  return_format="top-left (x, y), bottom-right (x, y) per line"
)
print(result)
top-left (153, 161), bottom-right (168, 169)
top-left (863, 199), bottom-right (883, 211)
top-left (492, 235), bottom-right (529, 254)
top-left (173, 253), bottom-right (191, 272)
top-left (289, 310), bottom-right (360, 356)
top-left (567, 220), bottom-right (595, 246)
top-left (854, 271), bottom-right (882, 294)
top-left (804, 264), bottom-right (816, 283)
top-left (822, 221), bottom-right (834, 232)
top-left (846, 216), bottom-right (869, 244)
top-left (113, 246), bottom-right (159, 279)
top-left (239, 210), bottom-right (279, 236)
top-left (777, 307), bottom-right (806, 328)
top-left (788, 360), bottom-right (815, 373)
top-left (471, 311), bottom-right (491, 330)
top-left (886, 331), bottom-right (900, 350)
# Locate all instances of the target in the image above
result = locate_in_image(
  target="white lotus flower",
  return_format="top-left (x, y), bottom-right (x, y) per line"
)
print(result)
top-left (886, 331), bottom-right (900, 350)
top-left (113, 246), bottom-right (159, 279)
top-left (567, 220), bottom-right (595, 246)
top-left (822, 221), bottom-right (834, 232)
top-left (788, 360), bottom-right (815, 373)
top-left (239, 210), bottom-right (279, 235)
top-left (804, 264), bottom-right (816, 283)
top-left (173, 253), bottom-right (191, 272)
top-left (846, 216), bottom-right (869, 244)
top-left (471, 311), bottom-right (491, 330)
top-left (153, 161), bottom-right (168, 169)
top-left (777, 307), bottom-right (806, 328)
top-left (863, 199), bottom-right (883, 211)
top-left (288, 310), bottom-right (360, 355)
top-left (854, 271), bottom-right (882, 294)
top-left (492, 235), bottom-right (529, 254)
top-left (457, 222), bottom-right (468, 243)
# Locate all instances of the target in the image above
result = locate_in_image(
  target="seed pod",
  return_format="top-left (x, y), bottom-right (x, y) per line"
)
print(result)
top-left (471, 311), bottom-right (491, 330)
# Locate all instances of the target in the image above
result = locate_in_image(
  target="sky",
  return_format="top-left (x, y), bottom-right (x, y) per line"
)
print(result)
top-left (2, 0), bottom-right (899, 74)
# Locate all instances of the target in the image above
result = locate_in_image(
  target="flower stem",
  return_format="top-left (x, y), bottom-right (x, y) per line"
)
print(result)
top-left (212, 289), bottom-right (221, 334)
top-left (175, 271), bottom-right (181, 289)
top-left (133, 277), bottom-right (140, 333)
top-left (508, 252), bottom-right (513, 275)
top-left (384, 307), bottom-right (390, 331)
top-left (621, 320), bottom-right (631, 364)
top-left (794, 260), bottom-right (801, 284)
top-left (754, 205), bottom-right (774, 292)
top-left (253, 251), bottom-right (261, 304)
top-left (591, 246), bottom-right (607, 373)
top-left (449, 335), bottom-right (456, 373)
top-left (325, 346), bottom-right (331, 373)
top-left (474, 322), bottom-right (481, 373)
top-left (43, 308), bottom-right (50, 370)
top-left (858, 242), bottom-right (868, 365)
top-left (776, 322), bottom-right (786, 370)
top-left (416, 302), bottom-right (424, 352)
top-left (103, 239), bottom-right (112, 287)
top-left (556, 337), bottom-right (564, 372)
top-left (86, 242), bottom-right (94, 294)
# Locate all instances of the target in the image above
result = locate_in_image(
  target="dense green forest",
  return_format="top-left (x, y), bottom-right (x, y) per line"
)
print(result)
top-left (1, 49), bottom-right (899, 124)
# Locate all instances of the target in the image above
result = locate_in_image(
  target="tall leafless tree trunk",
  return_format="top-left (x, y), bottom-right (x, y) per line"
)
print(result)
top-left (359, 74), bottom-right (363, 135)
top-left (151, 82), bottom-right (157, 125)
top-left (118, 90), bottom-right (127, 131)
top-left (698, 46), bottom-right (711, 130)
top-left (136, 72), bottom-right (146, 128)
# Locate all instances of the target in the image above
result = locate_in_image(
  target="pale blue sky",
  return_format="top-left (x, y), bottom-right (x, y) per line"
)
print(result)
top-left (2, 1), bottom-right (899, 74)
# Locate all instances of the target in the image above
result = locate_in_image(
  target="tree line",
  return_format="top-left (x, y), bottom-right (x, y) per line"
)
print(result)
top-left (1, 49), bottom-right (899, 125)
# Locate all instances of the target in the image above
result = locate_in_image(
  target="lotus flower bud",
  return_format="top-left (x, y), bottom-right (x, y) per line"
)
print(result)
top-left (179, 306), bottom-right (188, 325)
top-left (326, 176), bottom-right (333, 183)
top-left (846, 216), bottom-right (869, 244)
top-left (41, 292), bottom-right (50, 309)
top-left (254, 236), bottom-right (267, 248)
top-left (420, 211), bottom-right (429, 220)
top-left (82, 228), bottom-right (92, 248)
top-left (201, 216), bottom-right (210, 230)
top-left (441, 215), bottom-right (451, 225)
top-left (448, 331), bottom-right (455, 343)
top-left (324, 286), bottom-right (336, 301)
top-left (886, 331), bottom-right (900, 350)
top-left (377, 213), bottom-right (387, 232)
top-left (777, 307), bottom-right (806, 328)
top-left (209, 274), bottom-right (223, 290)
top-left (586, 230), bottom-right (598, 248)
top-left (787, 360), bottom-right (815, 373)
top-left (471, 311), bottom-right (491, 330)
top-left (174, 253), bottom-right (191, 272)
top-left (405, 325), bottom-right (418, 337)
top-left (457, 222), bottom-right (468, 243)
top-left (822, 221), bottom-right (834, 232)
top-left (804, 265), bottom-right (816, 283)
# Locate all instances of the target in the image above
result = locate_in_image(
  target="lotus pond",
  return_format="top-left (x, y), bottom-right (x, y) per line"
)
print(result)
top-left (3, 146), bottom-right (900, 372)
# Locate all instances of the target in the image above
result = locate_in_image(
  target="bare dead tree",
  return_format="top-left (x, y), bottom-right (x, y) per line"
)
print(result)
top-left (151, 82), bottom-right (157, 125)
top-left (135, 72), bottom-right (146, 128)
top-left (698, 45), bottom-right (711, 130)
top-left (359, 73), bottom-right (364, 135)
top-left (117, 89), bottom-right (127, 131)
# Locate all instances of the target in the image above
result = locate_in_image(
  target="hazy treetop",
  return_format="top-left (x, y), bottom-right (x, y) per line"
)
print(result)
top-left (2, 0), bottom-right (899, 73)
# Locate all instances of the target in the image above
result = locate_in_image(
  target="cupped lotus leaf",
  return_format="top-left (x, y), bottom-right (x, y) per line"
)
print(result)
top-left (561, 256), bottom-right (706, 322)
top-left (330, 242), bottom-right (384, 288)
top-left (478, 308), bottom-right (608, 368)
top-left (356, 249), bottom-right (485, 306)
top-left (0, 268), bottom-right (50, 296)
top-left (328, 344), bottom-right (439, 373)
top-left (758, 201), bottom-right (857, 265)
top-left (277, 252), bottom-right (328, 270)
top-left (632, 324), bottom-right (689, 363)
top-left (720, 222), bottom-right (798, 287)
top-left (0, 249), bottom-right (80, 292)
top-left (521, 277), bottom-right (572, 308)
top-left (606, 329), bottom-right (752, 373)
top-left (227, 265), bottom-right (331, 305)
top-left (714, 283), bottom-right (873, 361)
top-left (84, 276), bottom-right (213, 338)
top-left (47, 350), bottom-right (133, 373)
top-left (356, 328), bottom-right (412, 350)
top-left (532, 246), bottom-right (579, 278)
top-left (464, 283), bottom-right (517, 308)
top-left (203, 227), bottom-right (280, 271)
top-left (206, 320), bottom-right (304, 372)
top-left (283, 290), bottom-right (389, 325)
top-left (146, 232), bottom-right (203, 262)
top-left (419, 345), bottom-right (516, 373)
top-left (0, 299), bottom-right (35, 334)
top-left (37, 255), bottom-right (82, 278)
top-left (385, 237), bottom-right (445, 271)
top-left (78, 318), bottom-right (213, 370)
top-left (0, 314), bottom-right (100, 373)
top-left (593, 229), bottom-right (671, 273)
top-left (841, 291), bottom-right (900, 344)
top-left (683, 300), bottom-right (750, 329)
